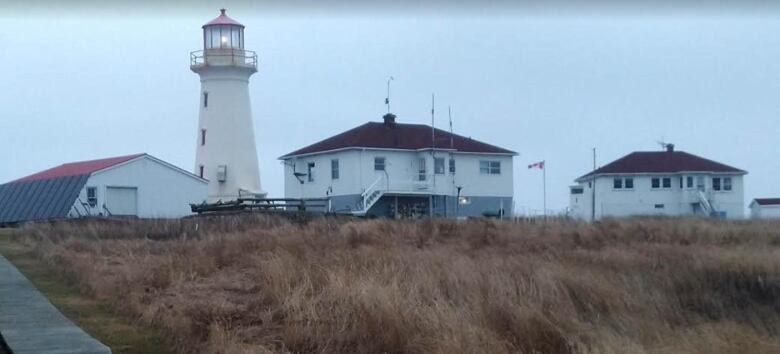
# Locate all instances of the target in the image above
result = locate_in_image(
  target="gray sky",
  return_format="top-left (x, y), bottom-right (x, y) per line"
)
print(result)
top-left (2, 2), bottom-right (779, 215)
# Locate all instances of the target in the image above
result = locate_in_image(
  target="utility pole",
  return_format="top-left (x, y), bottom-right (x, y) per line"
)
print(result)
top-left (591, 148), bottom-right (596, 222)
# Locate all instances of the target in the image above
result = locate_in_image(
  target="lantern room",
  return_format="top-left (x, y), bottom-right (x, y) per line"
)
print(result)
top-left (202, 9), bottom-right (244, 50)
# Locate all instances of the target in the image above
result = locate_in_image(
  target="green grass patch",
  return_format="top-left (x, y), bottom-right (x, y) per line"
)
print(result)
top-left (0, 229), bottom-right (172, 354)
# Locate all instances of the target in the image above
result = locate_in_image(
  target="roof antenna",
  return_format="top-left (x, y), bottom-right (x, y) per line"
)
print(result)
top-left (385, 76), bottom-right (394, 113)
top-left (448, 106), bottom-right (454, 149)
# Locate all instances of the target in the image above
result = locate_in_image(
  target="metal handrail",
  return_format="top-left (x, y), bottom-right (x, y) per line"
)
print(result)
top-left (190, 49), bottom-right (258, 68)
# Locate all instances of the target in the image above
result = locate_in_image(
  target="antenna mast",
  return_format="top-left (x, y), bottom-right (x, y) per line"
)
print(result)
top-left (385, 76), bottom-right (394, 113)
top-left (448, 106), bottom-right (454, 149)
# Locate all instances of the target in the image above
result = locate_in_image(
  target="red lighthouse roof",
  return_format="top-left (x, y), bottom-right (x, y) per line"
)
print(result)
top-left (203, 9), bottom-right (244, 28)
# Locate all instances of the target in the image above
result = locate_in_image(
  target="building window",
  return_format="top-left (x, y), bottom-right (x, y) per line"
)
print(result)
top-left (571, 187), bottom-right (584, 195)
top-left (418, 158), bottom-right (426, 181)
top-left (713, 177), bottom-right (721, 191)
top-left (203, 92), bottom-right (208, 108)
top-left (625, 178), bottom-right (634, 189)
top-left (199, 165), bottom-right (204, 178)
top-left (434, 157), bottom-right (445, 174)
top-left (687, 176), bottom-right (694, 188)
top-left (307, 162), bottom-right (315, 182)
top-left (613, 178), bottom-right (623, 189)
top-left (479, 160), bottom-right (501, 175)
top-left (724, 177), bottom-right (732, 191)
top-left (201, 129), bottom-right (206, 146)
top-left (651, 178), bottom-right (660, 189)
top-left (449, 158), bottom-right (455, 173)
top-left (86, 187), bottom-right (97, 207)
top-left (654, 204), bottom-right (665, 209)
top-left (374, 157), bottom-right (385, 171)
top-left (696, 176), bottom-right (705, 191)
top-left (331, 159), bottom-right (339, 180)
top-left (662, 177), bottom-right (671, 188)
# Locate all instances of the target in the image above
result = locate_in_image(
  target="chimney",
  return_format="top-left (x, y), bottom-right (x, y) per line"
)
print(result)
top-left (666, 143), bottom-right (675, 152)
top-left (383, 113), bottom-right (396, 125)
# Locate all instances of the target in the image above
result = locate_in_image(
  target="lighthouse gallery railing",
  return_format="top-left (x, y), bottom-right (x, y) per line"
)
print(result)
top-left (190, 49), bottom-right (258, 69)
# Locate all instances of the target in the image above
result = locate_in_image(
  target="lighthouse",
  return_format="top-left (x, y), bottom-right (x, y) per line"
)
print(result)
top-left (191, 9), bottom-right (264, 201)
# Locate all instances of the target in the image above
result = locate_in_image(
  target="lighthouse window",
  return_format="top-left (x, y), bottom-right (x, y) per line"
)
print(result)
top-left (231, 28), bottom-right (240, 49)
top-left (199, 165), bottom-right (204, 178)
top-left (203, 92), bottom-right (208, 107)
top-left (201, 129), bottom-right (206, 146)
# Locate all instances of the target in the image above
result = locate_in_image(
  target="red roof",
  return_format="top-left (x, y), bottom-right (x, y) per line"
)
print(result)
top-left (203, 9), bottom-right (244, 28)
top-left (753, 198), bottom-right (780, 206)
top-left (280, 120), bottom-right (516, 158)
top-left (578, 150), bottom-right (745, 181)
top-left (15, 154), bottom-right (145, 182)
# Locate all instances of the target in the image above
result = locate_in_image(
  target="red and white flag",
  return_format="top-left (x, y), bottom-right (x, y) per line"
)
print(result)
top-left (528, 160), bottom-right (545, 169)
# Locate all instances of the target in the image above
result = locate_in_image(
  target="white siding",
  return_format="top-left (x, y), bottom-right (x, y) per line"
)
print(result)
top-left (751, 204), bottom-right (780, 219)
top-left (282, 149), bottom-right (514, 199)
top-left (570, 173), bottom-right (745, 220)
top-left (71, 156), bottom-right (207, 218)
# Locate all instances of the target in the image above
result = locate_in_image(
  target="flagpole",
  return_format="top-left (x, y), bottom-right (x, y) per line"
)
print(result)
top-left (543, 161), bottom-right (547, 219)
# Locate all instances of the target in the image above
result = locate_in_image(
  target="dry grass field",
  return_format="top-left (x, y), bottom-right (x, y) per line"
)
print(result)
top-left (6, 216), bottom-right (780, 353)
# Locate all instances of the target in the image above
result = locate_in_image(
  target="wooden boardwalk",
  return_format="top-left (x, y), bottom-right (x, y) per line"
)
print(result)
top-left (0, 254), bottom-right (110, 354)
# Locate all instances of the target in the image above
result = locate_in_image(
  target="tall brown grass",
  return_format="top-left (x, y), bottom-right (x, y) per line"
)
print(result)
top-left (12, 216), bottom-right (780, 353)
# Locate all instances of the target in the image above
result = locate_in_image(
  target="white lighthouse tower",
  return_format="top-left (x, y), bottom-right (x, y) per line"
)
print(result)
top-left (191, 9), bottom-right (264, 201)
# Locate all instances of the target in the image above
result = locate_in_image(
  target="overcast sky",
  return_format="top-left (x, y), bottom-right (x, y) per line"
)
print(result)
top-left (2, 1), bottom-right (779, 215)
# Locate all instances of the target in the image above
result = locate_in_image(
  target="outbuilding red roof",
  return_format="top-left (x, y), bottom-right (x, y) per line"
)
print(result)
top-left (15, 154), bottom-right (145, 182)
top-left (280, 120), bottom-right (516, 158)
top-left (203, 9), bottom-right (244, 28)
top-left (753, 198), bottom-right (780, 206)
top-left (577, 150), bottom-right (746, 181)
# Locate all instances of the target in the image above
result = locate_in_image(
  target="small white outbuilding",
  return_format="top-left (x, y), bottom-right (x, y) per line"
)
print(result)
top-left (749, 199), bottom-right (780, 219)
top-left (0, 153), bottom-right (207, 224)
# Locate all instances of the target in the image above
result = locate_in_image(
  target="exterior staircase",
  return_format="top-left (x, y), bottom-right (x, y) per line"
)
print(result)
top-left (353, 175), bottom-right (387, 216)
top-left (697, 189), bottom-right (715, 217)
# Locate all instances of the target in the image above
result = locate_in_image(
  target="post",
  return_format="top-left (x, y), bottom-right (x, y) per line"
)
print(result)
top-left (591, 148), bottom-right (596, 222)
top-left (543, 162), bottom-right (547, 219)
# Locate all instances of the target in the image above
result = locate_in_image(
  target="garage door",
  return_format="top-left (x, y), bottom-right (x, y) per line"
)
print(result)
top-left (105, 187), bottom-right (138, 216)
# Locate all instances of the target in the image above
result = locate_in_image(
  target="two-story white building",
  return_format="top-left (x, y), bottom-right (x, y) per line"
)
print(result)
top-left (279, 114), bottom-right (517, 217)
top-left (569, 145), bottom-right (747, 220)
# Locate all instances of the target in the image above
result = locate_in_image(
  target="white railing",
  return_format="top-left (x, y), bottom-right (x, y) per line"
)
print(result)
top-left (354, 175), bottom-right (386, 214)
top-left (697, 190), bottom-right (714, 216)
top-left (190, 49), bottom-right (258, 69)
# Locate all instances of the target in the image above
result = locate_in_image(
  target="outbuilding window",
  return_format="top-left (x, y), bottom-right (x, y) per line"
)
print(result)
top-left (613, 178), bottom-right (623, 189)
top-left (713, 177), bottom-right (721, 191)
top-left (307, 162), bottom-right (315, 182)
top-left (651, 178), bottom-right (660, 189)
top-left (86, 187), bottom-right (97, 207)
top-left (724, 177), bottom-right (732, 191)
top-left (662, 177), bottom-right (671, 188)
top-left (625, 178), bottom-right (634, 189)
top-left (449, 158), bottom-right (456, 173)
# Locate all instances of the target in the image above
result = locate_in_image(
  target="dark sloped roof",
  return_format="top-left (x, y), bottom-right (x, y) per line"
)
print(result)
top-left (577, 150), bottom-right (746, 181)
top-left (280, 121), bottom-right (516, 158)
top-left (753, 198), bottom-right (780, 206)
top-left (0, 175), bottom-right (88, 225)
top-left (203, 9), bottom-right (244, 28)
top-left (16, 154), bottom-right (143, 182)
